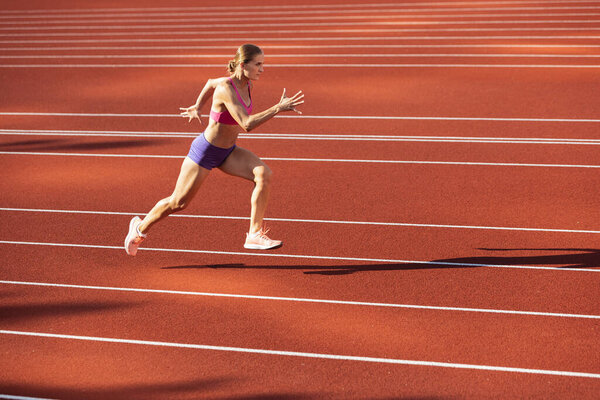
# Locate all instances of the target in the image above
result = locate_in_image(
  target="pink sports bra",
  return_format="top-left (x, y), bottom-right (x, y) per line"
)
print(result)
top-left (209, 78), bottom-right (252, 126)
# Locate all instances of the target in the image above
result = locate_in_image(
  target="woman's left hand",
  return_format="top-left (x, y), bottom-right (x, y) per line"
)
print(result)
top-left (179, 105), bottom-right (202, 124)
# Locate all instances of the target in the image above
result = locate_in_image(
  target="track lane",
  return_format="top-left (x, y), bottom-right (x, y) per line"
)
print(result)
top-left (2, 333), bottom-right (598, 400)
top-left (0, 154), bottom-right (598, 230)
top-left (2, 134), bottom-right (600, 165)
top-left (1, 284), bottom-right (599, 374)
top-left (2, 1), bottom-right (600, 398)
top-left (2, 67), bottom-right (599, 120)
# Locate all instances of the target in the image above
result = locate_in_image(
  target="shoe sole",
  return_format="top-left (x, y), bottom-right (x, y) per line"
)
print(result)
top-left (244, 242), bottom-right (283, 250)
top-left (124, 217), bottom-right (141, 256)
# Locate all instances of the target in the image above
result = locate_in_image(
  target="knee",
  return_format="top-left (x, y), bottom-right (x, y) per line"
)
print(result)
top-left (254, 165), bottom-right (273, 187)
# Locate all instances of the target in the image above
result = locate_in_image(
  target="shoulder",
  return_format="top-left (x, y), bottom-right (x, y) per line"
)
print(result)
top-left (213, 78), bottom-right (236, 100)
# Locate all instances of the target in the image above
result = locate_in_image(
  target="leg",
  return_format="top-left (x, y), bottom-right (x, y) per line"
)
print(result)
top-left (218, 146), bottom-right (273, 234)
top-left (138, 157), bottom-right (210, 234)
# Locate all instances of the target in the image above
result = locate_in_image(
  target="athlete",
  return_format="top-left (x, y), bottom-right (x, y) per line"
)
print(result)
top-left (125, 43), bottom-right (304, 256)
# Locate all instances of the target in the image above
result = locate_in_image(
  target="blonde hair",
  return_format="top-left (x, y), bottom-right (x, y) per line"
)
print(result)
top-left (227, 44), bottom-right (263, 73)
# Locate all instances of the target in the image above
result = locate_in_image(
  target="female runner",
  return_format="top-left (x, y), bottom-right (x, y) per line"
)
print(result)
top-left (125, 43), bottom-right (304, 255)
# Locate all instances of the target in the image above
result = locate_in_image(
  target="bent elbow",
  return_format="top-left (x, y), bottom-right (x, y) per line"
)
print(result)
top-left (242, 122), bottom-right (253, 132)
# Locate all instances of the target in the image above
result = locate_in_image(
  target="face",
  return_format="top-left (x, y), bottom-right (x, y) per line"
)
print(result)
top-left (242, 53), bottom-right (264, 80)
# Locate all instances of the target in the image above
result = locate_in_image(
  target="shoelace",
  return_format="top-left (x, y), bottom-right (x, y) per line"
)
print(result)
top-left (255, 227), bottom-right (273, 242)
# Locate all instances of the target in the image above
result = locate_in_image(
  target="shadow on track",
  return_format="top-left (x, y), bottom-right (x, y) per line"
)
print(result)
top-left (163, 249), bottom-right (600, 275)
top-left (0, 138), bottom-right (161, 151)
top-left (0, 300), bottom-right (138, 323)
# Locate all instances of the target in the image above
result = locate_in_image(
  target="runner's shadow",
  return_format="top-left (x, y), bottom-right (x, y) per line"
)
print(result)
top-left (163, 249), bottom-right (600, 275)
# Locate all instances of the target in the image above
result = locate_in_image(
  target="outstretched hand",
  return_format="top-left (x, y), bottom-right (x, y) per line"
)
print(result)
top-left (179, 105), bottom-right (201, 124)
top-left (278, 89), bottom-right (304, 114)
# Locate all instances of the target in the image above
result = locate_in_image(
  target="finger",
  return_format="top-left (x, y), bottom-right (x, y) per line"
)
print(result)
top-left (292, 90), bottom-right (303, 98)
top-left (281, 88), bottom-right (286, 100)
top-left (293, 108), bottom-right (302, 115)
top-left (292, 100), bottom-right (305, 106)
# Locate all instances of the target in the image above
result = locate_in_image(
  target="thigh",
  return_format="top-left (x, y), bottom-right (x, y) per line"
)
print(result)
top-left (218, 146), bottom-right (267, 181)
top-left (171, 156), bottom-right (211, 202)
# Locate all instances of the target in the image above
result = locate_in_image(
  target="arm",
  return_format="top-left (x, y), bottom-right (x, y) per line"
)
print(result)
top-left (179, 78), bottom-right (221, 123)
top-left (218, 86), bottom-right (304, 132)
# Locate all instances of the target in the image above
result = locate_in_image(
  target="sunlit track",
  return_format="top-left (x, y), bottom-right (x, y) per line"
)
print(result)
top-left (2, 112), bottom-right (599, 122)
top-left (3, 279), bottom-right (600, 319)
top-left (2, 63), bottom-right (599, 68)
top-left (4, 53), bottom-right (600, 59)
top-left (1, 240), bottom-right (599, 272)
top-left (3, 12), bottom-right (600, 26)
top-left (2, 20), bottom-right (600, 33)
top-left (3, 44), bottom-right (600, 50)
top-left (3, 207), bottom-right (599, 234)
top-left (3, 6), bottom-right (600, 21)
top-left (2, 1), bottom-right (600, 398)
top-left (3, 329), bottom-right (600, 379)
top-left (1, 0), bottom-right (598, 14)
top-left (4, 35), bottom-right (600, 44)
top-left (3, 151), bottom-right (600, 168)
top-left (3, 29), bottom-right (600, 41)
top-left (3, 129), bottom-right (600, 145)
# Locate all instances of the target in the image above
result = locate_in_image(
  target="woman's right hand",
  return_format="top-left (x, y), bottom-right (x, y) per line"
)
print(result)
top-left (277, 89), bottom-right (304, 114)
top-left (179, 105), bottom-right (201, 124)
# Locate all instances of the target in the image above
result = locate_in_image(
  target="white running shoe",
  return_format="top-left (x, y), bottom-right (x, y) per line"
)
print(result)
top-left (125, 216), bottom-right (146, 256)
top-left (244, 228), bottom-right (282, 250)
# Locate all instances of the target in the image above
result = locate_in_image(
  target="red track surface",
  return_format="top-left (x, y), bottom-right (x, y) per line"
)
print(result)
top-left (1, 1), bottom-right (600, 399)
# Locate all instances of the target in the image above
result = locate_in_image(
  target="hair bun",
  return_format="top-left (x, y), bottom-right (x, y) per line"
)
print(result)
top-left (227, 59), bottom-right (237, 72)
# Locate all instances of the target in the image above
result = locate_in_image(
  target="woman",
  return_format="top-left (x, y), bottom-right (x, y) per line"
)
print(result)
top-left (125, 43), bottom-right (304, 256)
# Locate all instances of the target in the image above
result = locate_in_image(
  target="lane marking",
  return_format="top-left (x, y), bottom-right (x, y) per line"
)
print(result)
top-left (2, 0), bottom-right (599, 14)
top-left (2, 330), bottom-right (600, 378)
top-left (1, 64), bottom-right (599, 68)
top-left (0, 240), bottom-right (598, 272)
top-left (3, 28), bottom-right (600, 38)
top-left (3, 19), bottom-right (600, 32)
top-left (3, 35), bottom-right (600, 44)
top-left (3, 14), bottom-right (600, 28)
top-left (1, 150), bottom-right (600, 168)
top-left (2, 207), bottom-right (599, 234)
top-left (3, 6), bottom-right (600, 20)
top-left (2, 112), bottom-right (599, 123)
top-left (4, 53), bottom-right (600, 59)
top-left (2, 279), bottom-right (599, 319)
top-left (3, 129), bottom-right (600, 145)
top-left (0, 395), bottom-right (57, 400)
top-left (4, 44), bottom-right (600, 50)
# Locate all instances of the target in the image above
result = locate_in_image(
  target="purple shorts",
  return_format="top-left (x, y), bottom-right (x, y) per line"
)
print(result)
top-left (187, 133), bottom-right (235, 170)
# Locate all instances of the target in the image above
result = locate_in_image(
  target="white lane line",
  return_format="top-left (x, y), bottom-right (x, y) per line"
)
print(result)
top-left (1, 112), bottom-right (599, 122)
top-left (3, 27), bottom-right (600, 38)
top-left (4, 19), bottom-right (599, 32)
top-left (4, 53), bottom-right (600, 59)
top-left (1, 240), bottom-right (599, 272)
top-left (3, 207), bottom-right (599, 234)
top-left (3, 6), bottom-right (600, 20)
top-left (2, 330), bottom-right (600, 379)
top-left (0, 395), bottom-right (57, 400)
top-left (3, 35), bottom-right (600, 44)
top-left (1, 63), bottom-right (599, 68)
top-left (2, 280), bottom-right (599, 320)
top-left (3, 44), bottom-right (600, 50)
top-left (3, 128), bottom-right (600, 144)
top-left (3, 13), bottom-right (600, 26)
top-left (2, 0), bottom-right (598, 14)
top-left (1, 151), bottom-right (599, 168)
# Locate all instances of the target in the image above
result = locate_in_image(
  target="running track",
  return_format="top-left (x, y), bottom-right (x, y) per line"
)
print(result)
top-left (1, 0), bottom-right (599, 399)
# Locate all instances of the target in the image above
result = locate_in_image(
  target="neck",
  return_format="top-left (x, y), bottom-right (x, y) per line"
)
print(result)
top-left (232, 71), bottom-right (249, 86)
